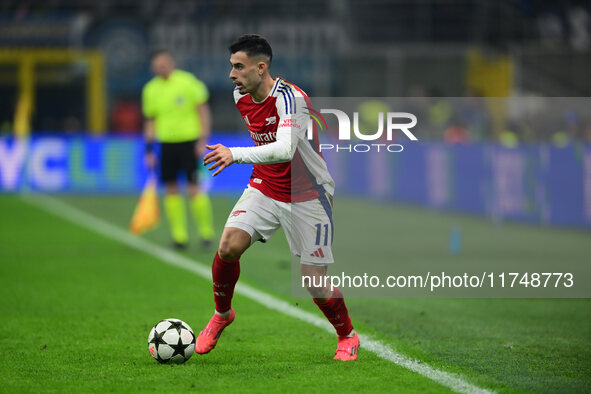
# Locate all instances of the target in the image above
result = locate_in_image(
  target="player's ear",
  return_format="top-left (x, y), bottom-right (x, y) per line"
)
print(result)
top-left (257, 61), bottom-right (267, 76)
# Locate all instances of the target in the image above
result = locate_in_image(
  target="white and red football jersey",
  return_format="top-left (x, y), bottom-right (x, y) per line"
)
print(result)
top-left (232, 77), bottom-right (334, 203)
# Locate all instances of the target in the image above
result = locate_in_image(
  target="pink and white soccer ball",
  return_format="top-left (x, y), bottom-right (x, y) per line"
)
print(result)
top-left (148, 318), bottom-right (195, 364)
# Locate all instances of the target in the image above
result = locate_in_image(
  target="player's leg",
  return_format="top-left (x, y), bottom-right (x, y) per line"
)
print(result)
top-left (184, 140), bottom-right (215, 249)
top-left (195, 226), bottom-right (250, 354)
top-left (161, 143), bottom-right (188, 248)
top-left (196, 187), bottom-right (281, 355)
top-left (210, 186), bottom-right (280, 315)
top-left (287, 196), bottom-right (359, 360)
top-left (301, 263), bottom-right (359, 361)
top-left (212, 226), bottom-right (251, 316)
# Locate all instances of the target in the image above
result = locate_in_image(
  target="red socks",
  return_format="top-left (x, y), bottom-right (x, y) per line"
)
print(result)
top-left (313, 287), bottom-right (353, 337)
top-left (212, 251), bottom-right (240, 314)
top-left (212, 252), bottom-right (353, 338)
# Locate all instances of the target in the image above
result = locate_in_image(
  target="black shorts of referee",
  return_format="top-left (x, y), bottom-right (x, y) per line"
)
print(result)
top-left (159, 139), bottom-right (200, 184)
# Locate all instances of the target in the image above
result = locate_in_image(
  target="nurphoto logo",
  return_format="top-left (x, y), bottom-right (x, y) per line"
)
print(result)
top-left (305, 107), bottom-right (418, 153)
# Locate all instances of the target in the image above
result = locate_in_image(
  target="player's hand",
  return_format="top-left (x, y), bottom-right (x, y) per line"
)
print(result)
top-left (144, 152), bottom-right (157, 170)
top-left (204, 144), bottom-right (233, 177)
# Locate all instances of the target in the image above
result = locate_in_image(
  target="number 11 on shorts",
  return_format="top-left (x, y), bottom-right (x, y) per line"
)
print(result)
top-left (315, 223), bottom-right (329, 246)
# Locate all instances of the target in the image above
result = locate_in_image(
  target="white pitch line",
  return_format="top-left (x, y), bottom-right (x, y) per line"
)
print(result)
top-left (23, 195), bottom-right (493, 394)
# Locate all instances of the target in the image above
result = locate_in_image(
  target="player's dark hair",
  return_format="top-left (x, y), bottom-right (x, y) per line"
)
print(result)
top-left (228, 34), bottom-right (272, 65)
top-left (149, 49), bottom-right (173, 61)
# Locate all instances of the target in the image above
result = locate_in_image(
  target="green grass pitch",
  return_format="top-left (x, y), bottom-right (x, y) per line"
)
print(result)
top-left (0, 194), bottom-right (589, 393)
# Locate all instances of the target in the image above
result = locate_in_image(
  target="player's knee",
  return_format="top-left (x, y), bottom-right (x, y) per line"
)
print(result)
top-left (218, 228), bottom-right (251, 261)
top-left (217, 240), bottom-right (243, 262)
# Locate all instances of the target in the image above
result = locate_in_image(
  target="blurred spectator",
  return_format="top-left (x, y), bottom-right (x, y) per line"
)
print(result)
top-left (582, 122), bottom-right (591, 144)
top-left (0, 121), bottom-right (11, 134)
top-left (443, 123), bottom-right (471, 145)
top-left (516, 119), bottom-right (535, 143)
top-left (63, 116), bottom-right (82, 133)
top-left (567, 6), bottom-right (590, 51)
top-left (552, 131), bottom-right (570, 147)
top-left (459, 91), bottom-right (489, 141)
top-left (356, 99), bottom-right (391, 141)
top-left (551, 110), bottom-right (581, 147)
top-left (537, 10), bottom-right (564, 48)
top-left (428, 99), bottom-right (453, 127)
top-left (111, 100), bottom-right (142, 134)
top-left (499, 125), bottom-right (519, 148)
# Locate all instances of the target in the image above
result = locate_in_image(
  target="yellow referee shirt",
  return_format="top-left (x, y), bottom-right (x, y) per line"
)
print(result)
top-left (142, 70), bottom-right (209, 143)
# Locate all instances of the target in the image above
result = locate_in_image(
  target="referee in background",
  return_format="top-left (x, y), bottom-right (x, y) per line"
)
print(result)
top-left (142, 49), bottom-right (214, 249)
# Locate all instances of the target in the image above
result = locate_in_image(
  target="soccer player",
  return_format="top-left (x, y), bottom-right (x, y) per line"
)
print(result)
top-left (195, 35), bottom-right (359, 361)
top-left (142, 50), bottom-right (215, 249)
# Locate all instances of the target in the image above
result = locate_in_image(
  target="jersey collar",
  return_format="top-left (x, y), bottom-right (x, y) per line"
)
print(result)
top-left (251, 77), bottom-right (281, 104)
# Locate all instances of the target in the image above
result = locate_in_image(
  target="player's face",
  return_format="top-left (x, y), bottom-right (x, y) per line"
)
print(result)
top-left (229, 51), bottom-right (263, 95)
top-left (151, 54), bottom-right (175, 79)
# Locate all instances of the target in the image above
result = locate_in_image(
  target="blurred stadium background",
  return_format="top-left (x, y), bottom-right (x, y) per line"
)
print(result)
top-left (1, 0), bottom-right (590, 221)
top-left (1, 0), bottom-right (591, 131)
top-left (1, 1), bottom-right (590, 392)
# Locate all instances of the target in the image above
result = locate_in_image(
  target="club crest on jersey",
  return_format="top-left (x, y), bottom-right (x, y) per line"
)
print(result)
top-left (230, 210), bottom-right (246, 218)
top-left (265, 116), bottom-right (276, 125)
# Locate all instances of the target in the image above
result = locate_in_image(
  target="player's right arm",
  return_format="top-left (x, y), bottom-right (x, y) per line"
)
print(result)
top-left (204, 85), bottom-right (307, 176)
top-left (204, 112), bottom-right (299, 176)
top-left (203, 143), bottom-right (233, 177)
top-left (227, 87), bottom-right (306, 165)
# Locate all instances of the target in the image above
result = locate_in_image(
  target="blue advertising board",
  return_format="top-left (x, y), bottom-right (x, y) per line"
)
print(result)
top-left (324, 142), bottom-right (591, 229)
top-left (0, 134), bottom-right (253, 195)
top-left (1, 135), bottom-right (590, 229)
